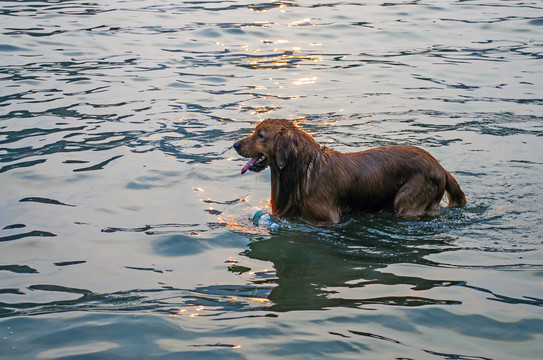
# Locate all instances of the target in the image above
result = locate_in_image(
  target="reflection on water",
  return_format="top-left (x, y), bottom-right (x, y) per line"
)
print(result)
top-left (1, 0), bottom-right (543, 359)
top-left (237, 212), bottom-right (473, 311)
top-left (238, 47), bottom-right (323, 70)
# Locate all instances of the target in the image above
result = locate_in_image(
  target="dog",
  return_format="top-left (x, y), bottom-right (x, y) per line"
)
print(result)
top-left (233, 119), bottom-right (466, 225)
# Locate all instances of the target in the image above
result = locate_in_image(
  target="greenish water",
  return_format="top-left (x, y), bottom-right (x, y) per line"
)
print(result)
top-left (1, 0), bottom-right (542, 359)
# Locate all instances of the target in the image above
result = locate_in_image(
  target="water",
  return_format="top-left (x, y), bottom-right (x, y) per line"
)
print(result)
top-left (1, 0), bottom-right (542, 358)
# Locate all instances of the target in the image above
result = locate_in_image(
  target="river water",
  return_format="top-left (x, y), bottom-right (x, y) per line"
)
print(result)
top-left (1, 1), bottom-right (542, 359)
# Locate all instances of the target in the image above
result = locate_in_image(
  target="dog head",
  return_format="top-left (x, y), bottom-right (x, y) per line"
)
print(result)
top-left (233, 119), bottom-right (301, 174)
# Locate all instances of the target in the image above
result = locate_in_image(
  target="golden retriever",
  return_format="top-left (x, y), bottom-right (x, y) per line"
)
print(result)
top-left (234, 119), bottom-right (466, 225)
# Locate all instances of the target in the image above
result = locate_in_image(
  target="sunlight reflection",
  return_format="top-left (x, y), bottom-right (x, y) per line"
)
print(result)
top-left (246, 87), bottom-right (301, 100)
top-left (218, 214), bottom-right (269, 235)
top-left (288, 18), bottom-right (313, 27)
top-left (249, 1), bottom-right (288, 12)
top-left (169, 305), bottom-right (206, 318)
top-left (239, 104), bottom-right (279, 115)
top-left (224, 221), bottom-right (267, 235)
top-left (169, 292), bottom-right (272, 319)
top-left (293, 76), bottom-right (318, 85)
top-left (240, 49), bottom-right (322, 70)
top-left (170, 309), bottom-right (187, 317)
top-left (238, 37), bottom-right (322, 70)
top-left (225, 296), bottom-right (271, 305)
top-left (247, 297), bottom-right (270, 303)
top-left (251, 21), bottom-right (275, 27)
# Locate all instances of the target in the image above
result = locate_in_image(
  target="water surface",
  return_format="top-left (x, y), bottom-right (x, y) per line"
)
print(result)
top-left (1, 1), bottom-right (542, 359)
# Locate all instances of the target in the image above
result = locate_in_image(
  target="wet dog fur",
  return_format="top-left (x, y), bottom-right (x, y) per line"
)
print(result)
top-left (234, 119), bottom-right (466, 225)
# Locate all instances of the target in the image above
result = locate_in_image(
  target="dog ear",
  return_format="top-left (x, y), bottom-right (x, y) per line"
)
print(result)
top-left (274, 130), bottom-right (297, 170)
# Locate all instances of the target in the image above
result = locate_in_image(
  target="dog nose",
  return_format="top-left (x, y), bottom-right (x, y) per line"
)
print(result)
top-left (233, 141), bottom-right (241, 151)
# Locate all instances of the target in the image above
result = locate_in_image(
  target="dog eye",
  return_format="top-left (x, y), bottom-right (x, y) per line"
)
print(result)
top-left (257, 132), bottom-right (264, 139)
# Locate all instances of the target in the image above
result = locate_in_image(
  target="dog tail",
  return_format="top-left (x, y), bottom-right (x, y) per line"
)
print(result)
top-left (445, 171), bottom-right (467, 207)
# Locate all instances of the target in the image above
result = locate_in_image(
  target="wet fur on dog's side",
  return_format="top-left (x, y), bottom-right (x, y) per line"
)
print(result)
top-left (234, 119), bottom-right (466, 225)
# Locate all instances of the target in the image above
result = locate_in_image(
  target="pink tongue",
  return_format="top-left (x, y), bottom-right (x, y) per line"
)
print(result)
top-left (241, 157), bottom-right (259, 174)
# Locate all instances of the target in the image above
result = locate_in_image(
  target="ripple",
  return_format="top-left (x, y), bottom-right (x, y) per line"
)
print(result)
top-left (1, 1), bottom-right (542, 359)
top-left (53, 261), bottom-right (86, 267)
top-left (0, 44), bottom-right (29, 52)
top-left (0, 159), bottom-right (46, 174)
top-left (410, 307), bottom-right (543, 341)
top-left (0, 230), bottom-right (56, 243)
top-left (72, 155), bottom-right (123, 172)
top-left (0, 264), bottom-right (38, 274)
top-left (2, 224), bottom-right (26, 230)
top-left (19, 197), bottom-right (75, 207)
top-left (36, 342), bottom-right (120, 360)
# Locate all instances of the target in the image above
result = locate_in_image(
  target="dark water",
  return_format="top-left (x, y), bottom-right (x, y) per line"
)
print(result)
top-left (1, 0), bottom-right (542, 359)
